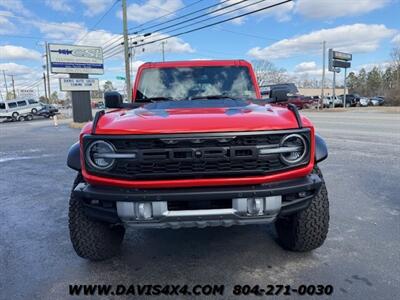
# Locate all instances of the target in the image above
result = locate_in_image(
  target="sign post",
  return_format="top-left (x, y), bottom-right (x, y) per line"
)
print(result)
top-left (48, 44), bottom-right (104, 122)
top-left (18, 89), bottom-right (35, 98)
top-left (59, 78), bottom-right (99, 91)
top-left (329, 49), bottom-right (352, 108)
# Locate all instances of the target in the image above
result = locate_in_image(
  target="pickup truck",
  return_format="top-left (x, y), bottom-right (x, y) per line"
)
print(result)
top-left (67, 60), bottom-right (329, 260)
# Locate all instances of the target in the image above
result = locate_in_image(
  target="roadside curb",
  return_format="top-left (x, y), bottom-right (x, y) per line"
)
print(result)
top-left (69, 122), bottom-right (87, 129)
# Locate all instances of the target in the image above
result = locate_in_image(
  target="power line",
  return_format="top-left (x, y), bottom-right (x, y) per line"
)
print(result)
top-left (133, 0), bottom-right (268, 45)
top-left (103, 0), bottom-right (248, 57)
top-left (128, 0), bottom-right (230, 33)
top-left (106, 0), bottom-right (293, 59)
top-left (75, 0), bottom-right (120, 44)
top-left (104, 0), bottom-right (274, 57)
top-left (101, 0), bottom-right (208, 53)
top-left (128, 0), bottom-right (206, 32)
top-left (131, 0), bottom-right (249, 37)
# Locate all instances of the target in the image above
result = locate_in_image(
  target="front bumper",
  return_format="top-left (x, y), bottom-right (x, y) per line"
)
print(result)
top-left (73, 174), bottom-right (322, 229)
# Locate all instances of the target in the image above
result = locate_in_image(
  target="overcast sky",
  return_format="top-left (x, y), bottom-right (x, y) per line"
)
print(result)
top-left (0, 0), bottom-right (399, 94)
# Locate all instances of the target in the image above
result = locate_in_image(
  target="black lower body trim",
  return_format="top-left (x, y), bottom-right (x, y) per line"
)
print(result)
top-left (73, 174), bottom-right (322, 223)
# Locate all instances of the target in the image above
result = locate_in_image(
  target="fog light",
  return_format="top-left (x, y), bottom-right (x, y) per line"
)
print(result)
top-left (136, 202), bottom-right (152, 220)
top-left (298, 191), bottom-right (307, 198)
top-left (247, 198), bottom-right (263, 215)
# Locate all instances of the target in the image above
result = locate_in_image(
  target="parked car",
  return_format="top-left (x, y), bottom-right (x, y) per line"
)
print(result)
top-left (305, 96), bottom-right (321, 109)
top-left (370, 96), bottom-right (385, 106)
top-left (0, 98), bottom-right (42, 121)
top-left (359, 97), bottom-right (370, 107)
top-left (67, 60), bottom-right (329, 261)
top-left (338, 94), bottom-right (360, 107)
top-left (322, 96), bottom-right (341, 108)
top-left (96, 101), bottom-right (105, 109)
top-left (37, 104), bottom-right (59, 118)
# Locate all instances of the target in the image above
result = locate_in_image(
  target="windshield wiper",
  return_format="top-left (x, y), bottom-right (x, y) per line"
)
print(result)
top-left (190, 94), bottom-right (240, 100)
top-left (138, 96), bottom-right (175, 102)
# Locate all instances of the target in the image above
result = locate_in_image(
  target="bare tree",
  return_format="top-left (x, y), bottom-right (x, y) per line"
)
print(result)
top-left (390, 47), bottom-right (400, 85)
top-left (252, 60), bottom-right (289, 86)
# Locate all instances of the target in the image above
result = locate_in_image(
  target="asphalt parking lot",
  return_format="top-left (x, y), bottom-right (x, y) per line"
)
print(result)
top-left (1, 109), bottom-right (399, 299)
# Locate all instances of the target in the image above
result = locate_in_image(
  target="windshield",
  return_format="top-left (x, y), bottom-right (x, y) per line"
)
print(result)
top-left (135, 66), bottom-right (256, 101)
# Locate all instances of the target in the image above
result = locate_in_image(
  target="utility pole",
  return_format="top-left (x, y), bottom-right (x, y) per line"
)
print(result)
top-left (45, 42), bottom-right (51, 103)
top-left (9, 75), bottom-right (16, 99)
top-left (43, 72), bottom-right (48, 101)
top-left (161, 41), bottom-right (166, 62)
top-left (2, 70), bottom-right (9, 99)
top-left (344, 67), bottom-right (347, 109)
top-left (320, 41), bottom-right (326, 111)
top-left (122, 0), bottom-right (131, 102)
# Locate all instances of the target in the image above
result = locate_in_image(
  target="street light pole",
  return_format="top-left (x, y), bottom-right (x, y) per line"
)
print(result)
top-left (122, 0), bottom-right (132, 102)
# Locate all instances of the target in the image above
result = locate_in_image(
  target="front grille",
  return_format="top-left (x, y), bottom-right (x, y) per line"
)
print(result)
top-left (84, 129), bottom-right (311, 180)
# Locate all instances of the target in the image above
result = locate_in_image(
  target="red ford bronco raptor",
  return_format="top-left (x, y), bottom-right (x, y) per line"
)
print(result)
top-left (67, 60), bottom-right (329, 261)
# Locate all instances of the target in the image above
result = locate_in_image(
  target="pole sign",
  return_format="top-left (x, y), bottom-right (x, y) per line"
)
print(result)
top-left (333, 60), bottom-right (351, 69)
top-left (328, 49), bottom-right (352, 108)
top-left (59, 78), bottom-right (99, 91)
top-left (329, 49), bottom-right (352, 71)
top-left (332, 51), bottom-right (352, 61)
top-left (18, 89), bottom-right (35, 98)
top-left (48, 44), bottom-right (104, 75)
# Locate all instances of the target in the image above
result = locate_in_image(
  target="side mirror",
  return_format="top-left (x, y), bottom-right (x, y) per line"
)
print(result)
top-left (104, 91), bottom-right (123, 108)
top-left (270, 89), bottom-right (288, 102)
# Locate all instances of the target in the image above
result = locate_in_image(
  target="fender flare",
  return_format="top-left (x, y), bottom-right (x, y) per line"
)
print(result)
top-left (67, 142), bottom-right (81, 171)
top-left (315, 134), bottom-right (328, 163)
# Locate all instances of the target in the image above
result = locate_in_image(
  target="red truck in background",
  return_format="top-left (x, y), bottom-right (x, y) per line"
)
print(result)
top-left (67, 60), bottom-right (329, 261)
top-left (260, 83), bottom-right (315, 109)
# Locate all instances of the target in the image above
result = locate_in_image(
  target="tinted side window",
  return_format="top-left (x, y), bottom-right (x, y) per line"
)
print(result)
top-left (0, 103), bottom-right (5, 109)
top-left (17, 101), bottom-right (27, 106)
top-left (8, 102), bottom-right (17, 108)
top-left (28, 99), bottom-right (38, 104)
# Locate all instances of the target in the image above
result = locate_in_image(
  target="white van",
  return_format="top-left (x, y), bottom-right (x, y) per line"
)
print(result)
top-left (0, 99), bottom-right (42, 121)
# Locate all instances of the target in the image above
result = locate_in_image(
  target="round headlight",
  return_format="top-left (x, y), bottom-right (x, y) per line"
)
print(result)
top-left (280, 134), bottom-right (307, 165)
top-left (86, 140), bottom-right (115, 170)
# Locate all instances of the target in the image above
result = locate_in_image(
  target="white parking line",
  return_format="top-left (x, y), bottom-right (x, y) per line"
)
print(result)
top-left (0, 154), bottom-right (56, 163)
top-left (324, 137), bottom-right (400, 147)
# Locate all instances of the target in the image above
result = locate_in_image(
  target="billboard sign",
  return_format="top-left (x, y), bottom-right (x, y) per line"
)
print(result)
top-left (329, 49), bottom-right (351, 71)
top-left (48, 44), bottom-right (104, 74)
top-left (332, 50), bottom-right (352, 61)
top-left (59, 78), bottom-right (99, 91)
top-left (18, 89), bottom-right (36, 98)
top-left (333, 60), bottom-right (351, 69)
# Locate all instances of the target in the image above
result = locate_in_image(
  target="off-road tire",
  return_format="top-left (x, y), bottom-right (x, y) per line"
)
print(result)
top-left (69, 173), bottom-right (125, 261)
top-left (275, 166), bottom-right (329, 252)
